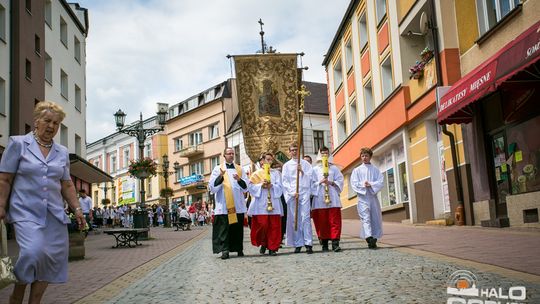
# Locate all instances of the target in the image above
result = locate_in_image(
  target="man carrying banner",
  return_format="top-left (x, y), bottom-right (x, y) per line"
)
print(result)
top-left (282, 143), bottom-right (314, 254)
top-left (247, 152), bottom-right (284, 256)
top-left (209, 147), bottom-right (248, 259)
top-left (311, 146), bottom-right (344, 252)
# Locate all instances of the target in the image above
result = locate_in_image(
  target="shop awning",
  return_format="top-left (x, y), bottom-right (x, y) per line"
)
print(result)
top-left (69, 153), bottom-right (113, 183)
top-left (438, 20), bottom-right (540, 125)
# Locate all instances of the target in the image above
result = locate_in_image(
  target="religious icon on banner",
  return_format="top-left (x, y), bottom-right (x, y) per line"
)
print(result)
top-left (234, 54), bottom-right (300, 162)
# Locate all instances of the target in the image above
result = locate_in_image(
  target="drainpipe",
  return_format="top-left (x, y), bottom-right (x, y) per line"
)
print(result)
top-left (429, 0), bottom-right (465, 224)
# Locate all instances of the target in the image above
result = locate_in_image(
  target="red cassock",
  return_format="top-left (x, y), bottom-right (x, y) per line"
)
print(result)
top-left (311, 207), bottom-right (342, 240)
top-left (250, 215), bottom-right (282, 251)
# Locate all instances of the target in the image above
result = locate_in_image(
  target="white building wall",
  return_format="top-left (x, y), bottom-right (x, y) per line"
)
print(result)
top-left (45, 0), bottom-right (87, 157)
top-left (0, 0), bottom-right (9, 149)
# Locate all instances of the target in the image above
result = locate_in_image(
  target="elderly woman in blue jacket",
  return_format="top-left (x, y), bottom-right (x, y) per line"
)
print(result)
top-left (0, 101), bottom-right (85, 304)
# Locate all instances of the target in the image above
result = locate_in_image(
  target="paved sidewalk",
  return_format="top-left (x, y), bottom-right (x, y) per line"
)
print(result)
top-left (342, 219), bottom-right (540, 276)
top-left (0, 226), bottom-right (207, 304)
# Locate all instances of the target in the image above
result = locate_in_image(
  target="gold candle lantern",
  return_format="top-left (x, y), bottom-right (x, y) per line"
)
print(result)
top-left (263, 163), bottom-right (273, 211)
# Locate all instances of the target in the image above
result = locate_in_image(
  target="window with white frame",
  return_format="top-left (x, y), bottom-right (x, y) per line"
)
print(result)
top-left (75, 134), bottom-right (81, 155)
top-left (60, 124), bottom-right (68, 147)
top-left (44, 1), bottom-right (52, 28)
top-left (45, 53), bottom-right (52, 84)
top-left (337, 114), bottom-right (347, 145)
top-left (477, 0), bottom-right (520, 35)
top-left (333, 58), bottom-right (343, 92)
top-left (377, 151), bottom-right (397, 207)
top-left (0, 4), bottom-right (5, 42)
top-left (60, 16), bottom-right (67, 47)
top-left (75, 84), bottom-right (81, 111)
top-left (358, 12), bottom-right (368, 51)
top-left (111, 154), bottom-right (117, 173)
top-left (375, 0), bottom-right (387, 25)
top-left (313, 130), bottom-right (325, 153)
top-left (145, 143), bottom-right (152, 158)
top-left (349, 100), bottom-right (358, 130)
top-left (174, 138), bottom-right (183, 151)
top-left (345, 40), bottom-right (353, 72)
top-left (60, 69), bottom-right (68, 99)
top-left (381, 56), bottom-right (394, 100)
top-left (363, 80), bottom-right (374, 117)
top-left (123, 149), bottom-right (130, 168)
top-left (210, 156), bottom-right (220, 169)
top-left (190, 161), bottom-right (203, 175)
top-left (74, 36), bottom-right (81, 63)
top-left (209, 124), bottom-right (219, 140)
top-left (189, 131), bottom-right (203, 146)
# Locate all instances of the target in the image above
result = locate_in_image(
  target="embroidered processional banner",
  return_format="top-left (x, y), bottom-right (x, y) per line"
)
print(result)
top-left (234, 54), bottom-right (300, 162)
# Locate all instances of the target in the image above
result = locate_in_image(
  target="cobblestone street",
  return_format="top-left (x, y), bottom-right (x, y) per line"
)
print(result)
top-left (98, 228), bottom-right (540, 304)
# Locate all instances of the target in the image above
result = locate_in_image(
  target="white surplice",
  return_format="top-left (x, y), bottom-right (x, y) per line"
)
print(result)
top-left (311, 164), bottom-right (344, 210)
top-left (208, 164), bottom-right (248, 215)
top-left (350, 163), bottom-right (384, 239)
top-left (281, 158), bottom-right (313, 247)
top-left (247, 169), bottom-right (284, 216)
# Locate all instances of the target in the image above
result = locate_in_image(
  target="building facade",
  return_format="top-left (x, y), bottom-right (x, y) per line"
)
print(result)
top-left (86, 116), bottom-right (168, 209)
top-left (166, 79), bottom-right (238, 206)
top-left (1, 1), bottom-right (109, 192)
top-left (438, 0), bottom-right (540, 227)
top-left (323, 0), bottom-right (468, 224)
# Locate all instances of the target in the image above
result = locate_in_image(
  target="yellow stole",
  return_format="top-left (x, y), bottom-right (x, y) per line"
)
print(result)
top-left (221, 163), bottom-right (242, 225)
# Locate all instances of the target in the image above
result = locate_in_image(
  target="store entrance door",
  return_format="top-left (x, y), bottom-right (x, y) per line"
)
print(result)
top-left (490, 132), bottom-right (509, 218)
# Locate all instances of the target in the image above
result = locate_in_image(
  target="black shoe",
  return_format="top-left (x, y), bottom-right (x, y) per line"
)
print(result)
top-left (332, 239), bottom-right (342, 252)
top-left (371, 238), bottom-right (378, 249)
top-left (321, 239), bottom-right (329, 252)
top-left (294, 247), bottom-right (302, 253)
top-left (237, 251), bottom-right (245, 257)
top-left (306, 246), bottom-right (313, 254)
top-left (366, 237), bottom-right (374, 248)
top-left (220, 251), bottom-right (229, 260)
top-left (259, 246), bottom-right (267, 255)
top-left (268, 250), bottom-right (277, 256)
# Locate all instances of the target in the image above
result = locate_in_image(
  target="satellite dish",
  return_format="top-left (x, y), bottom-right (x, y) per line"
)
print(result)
top-left (419, 12), bottom-right (429, 35)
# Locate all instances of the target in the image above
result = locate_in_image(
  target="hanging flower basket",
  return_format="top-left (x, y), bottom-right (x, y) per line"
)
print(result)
top-left (160, 187), bottom-right (174, 198)
top-left (128, 158), bottom-right (158, 179)
top-left (101, 198), bottom-right (111, 205)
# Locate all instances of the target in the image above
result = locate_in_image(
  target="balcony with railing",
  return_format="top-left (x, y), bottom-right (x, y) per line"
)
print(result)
top-left (177, 144), bottom-right (204, 158)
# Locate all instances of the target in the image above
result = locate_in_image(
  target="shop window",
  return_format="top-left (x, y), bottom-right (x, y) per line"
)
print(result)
top-left (398, 162), bottom-right (409, 202)
top-left (506, 116), bottom-right (540, 195)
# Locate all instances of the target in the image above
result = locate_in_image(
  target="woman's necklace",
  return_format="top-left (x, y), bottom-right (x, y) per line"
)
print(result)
top-left (33, 131), bottom-right (53, 148)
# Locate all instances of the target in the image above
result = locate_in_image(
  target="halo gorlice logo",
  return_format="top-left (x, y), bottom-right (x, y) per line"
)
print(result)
top-left (446, 270), bottom-right (527, 304)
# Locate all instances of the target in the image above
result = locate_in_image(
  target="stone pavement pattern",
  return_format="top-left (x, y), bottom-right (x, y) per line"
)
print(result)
top-left (0, 227), bottom-right (207, 304)
top-left (104, 230), bottom-right (540, 304)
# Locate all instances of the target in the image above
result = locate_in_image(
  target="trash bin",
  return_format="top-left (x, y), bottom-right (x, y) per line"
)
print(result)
top-left (133, 210), bottom-right (148, 229)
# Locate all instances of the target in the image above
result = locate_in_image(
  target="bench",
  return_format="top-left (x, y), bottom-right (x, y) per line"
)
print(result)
top-left (103, 228), bottom-right (149, 248)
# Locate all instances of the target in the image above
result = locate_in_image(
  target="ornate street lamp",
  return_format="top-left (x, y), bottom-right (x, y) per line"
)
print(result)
top-left (158, 154), bottom-right (176, 227)
top-left (113, 103), bottom-right (168, 229)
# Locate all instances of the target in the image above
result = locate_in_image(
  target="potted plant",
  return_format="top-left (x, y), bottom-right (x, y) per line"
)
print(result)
top-left (420, 47), bottom-right (434, 62)
top-left (160, 187), bottom-right (174, 198)
top-left (128, 158), bottom-right (158, 179)
top-left (67, 213), bottom-right (89, 261)
top-left (409, 61), bottom-right (426, 79)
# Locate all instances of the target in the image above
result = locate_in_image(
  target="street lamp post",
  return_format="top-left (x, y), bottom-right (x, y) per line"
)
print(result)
top-left (113, 105), bottom-right (167, 229)
top-left (158, 154), bottom-right (177, 227)
top-left (99, 182), bottom-right (115, 205)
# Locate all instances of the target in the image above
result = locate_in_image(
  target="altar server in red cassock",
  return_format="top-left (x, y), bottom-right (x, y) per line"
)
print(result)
top-left (248, 152), bottom-right (284, 256)
top-left (311, 146), bottom-right (344, 252)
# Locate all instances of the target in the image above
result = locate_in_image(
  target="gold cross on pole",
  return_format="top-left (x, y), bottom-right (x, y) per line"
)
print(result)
top-left (295, 84), bottom-right (311, 114)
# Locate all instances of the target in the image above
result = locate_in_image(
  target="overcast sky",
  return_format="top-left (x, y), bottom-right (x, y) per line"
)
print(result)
top-left (78, 0), bottom-right (350, 143)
